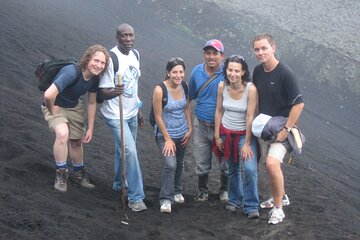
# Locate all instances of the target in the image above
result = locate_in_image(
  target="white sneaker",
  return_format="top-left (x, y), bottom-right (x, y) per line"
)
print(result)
top-left (174, 194), bottom-right (185, 204)
top-left (268, 207), bottom-right (285, 224)
top-left (219, 190), bottom-right (229, 202)
top-left (128, 201), bottom-right (147, 212)
top-left (160, 201), bottom-right (171, 213)
top-left (260, 194), bottom-right (290, 209)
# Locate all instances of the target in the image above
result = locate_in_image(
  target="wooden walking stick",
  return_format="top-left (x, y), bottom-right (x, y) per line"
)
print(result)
top-left (118, 74), bottom-right (127, 209)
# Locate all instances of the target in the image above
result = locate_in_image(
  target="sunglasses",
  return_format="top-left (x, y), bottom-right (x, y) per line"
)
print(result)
top-left (169, 57), bottom-right (184, 63)
top-left (229, 54), bottom-right (245, 61)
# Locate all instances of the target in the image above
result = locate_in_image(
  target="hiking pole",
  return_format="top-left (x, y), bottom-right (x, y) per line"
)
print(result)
top-left (118, 74), bottom-right (127, 209)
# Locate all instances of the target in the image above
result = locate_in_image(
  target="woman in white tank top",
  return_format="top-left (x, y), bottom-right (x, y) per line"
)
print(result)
top-left (213, 55), bottom-right (260, 219)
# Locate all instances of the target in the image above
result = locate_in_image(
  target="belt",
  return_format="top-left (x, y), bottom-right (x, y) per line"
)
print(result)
top-left (199, 119), bottom-right (215, 128)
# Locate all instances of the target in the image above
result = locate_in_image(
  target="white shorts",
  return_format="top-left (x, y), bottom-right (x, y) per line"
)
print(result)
top-left (268, 142), bottom-right (287, 163)
top-left (259, 138), bottom-right (287, 163)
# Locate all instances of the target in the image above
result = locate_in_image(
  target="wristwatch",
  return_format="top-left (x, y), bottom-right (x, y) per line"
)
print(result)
top-left (284, 126), bottom-right (292, 133)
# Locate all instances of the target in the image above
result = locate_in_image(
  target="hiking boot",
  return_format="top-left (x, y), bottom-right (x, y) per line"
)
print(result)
top-left (247, 211), bottom-right (260, 219)
top-left (54, 168), bottom-right (69, 192)
top-left (268, 207), bottom-right (285, 224)
top-left (198, 174), bottom-right (209, 194)
top-left (194, 192), bottom-right (208, 202)
top-left (220, 174), bottom-right (228, 192)
top-left (174, 194), bottom-right (185, 204)
top-left (160, 201), bottom-right (172, 213)
top-left (73, 168), bottom-right (95, 189)
top-left (260, 194), bottom-right (290, 209)
top-left (224, 203), bottom-right (237, 212)
top-left (219, 190), bottom-right (229, 202)
top-left (128, 201), bottom-right (147, 212)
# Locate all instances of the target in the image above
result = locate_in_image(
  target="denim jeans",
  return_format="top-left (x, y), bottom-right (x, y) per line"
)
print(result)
top-left (156, 136), bottom-right (186, 204)
top-left (226, 135), bottom-right (259, 214)
top-left (103, 115), bottom-right (145, 203)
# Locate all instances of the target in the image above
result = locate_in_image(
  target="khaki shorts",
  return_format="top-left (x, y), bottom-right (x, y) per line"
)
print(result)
top-left (42, 101), bottom-right (86, 139)
top-left (258, 138), bottom-right (287, 163)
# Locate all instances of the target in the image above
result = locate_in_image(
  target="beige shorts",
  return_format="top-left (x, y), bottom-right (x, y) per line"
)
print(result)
top-left (258, 138), bottom-right (287, 163)
top-left (42, 101), bottom-right (86, 139)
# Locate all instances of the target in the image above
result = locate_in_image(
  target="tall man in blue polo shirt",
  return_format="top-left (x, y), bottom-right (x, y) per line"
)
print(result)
top-left (189, 39), bottom-right (228, 202)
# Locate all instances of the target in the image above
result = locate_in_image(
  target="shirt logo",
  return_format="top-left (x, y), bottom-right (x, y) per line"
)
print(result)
top-left (122, 66), bottom-right (139, 98)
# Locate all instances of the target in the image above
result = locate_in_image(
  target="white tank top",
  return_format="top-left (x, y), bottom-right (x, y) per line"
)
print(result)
top-left (222, 82), bottom-right (252, 131)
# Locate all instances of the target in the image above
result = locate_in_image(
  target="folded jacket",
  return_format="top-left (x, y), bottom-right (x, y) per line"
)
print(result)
top-left (252, 114), bottom-right (305, 155)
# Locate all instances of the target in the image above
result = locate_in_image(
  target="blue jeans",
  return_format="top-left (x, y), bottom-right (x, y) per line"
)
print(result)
top-left (103, 115), bottom-right (145, 203)
top-left (226, 135), bottom-right (259, 214)
top-left (156, 136), bottom-right (186, 204)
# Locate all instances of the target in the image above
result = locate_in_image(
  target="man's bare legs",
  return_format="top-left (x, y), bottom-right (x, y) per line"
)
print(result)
top-left (266, 156), bottom-right (284, 207)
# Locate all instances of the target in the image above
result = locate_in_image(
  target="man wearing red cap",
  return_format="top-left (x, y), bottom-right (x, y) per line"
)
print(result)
top-left (189, 39), bottom-right (228, 202)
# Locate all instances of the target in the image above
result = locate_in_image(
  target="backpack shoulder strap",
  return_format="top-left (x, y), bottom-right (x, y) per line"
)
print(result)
top-left (68, 64), bottom-right (82, 87)
top-left (159, 81), bottom-right (187, 108)
top-left (181, 81), bottom-right (189, 99)
top-left (197, 73), bottom-right (219, 96)
top-left (151, 82), bottom-right (167, 140)
top-left (75, 64), bottom-right (82, 78)
top-left (131, 49), bottom-right (139, 61)
top-left (110, 51), bottom-right (118, 75)
top-left (110, 49), bottom-right (138, 78)
top-left (159, 82), bottom-right (168, 108)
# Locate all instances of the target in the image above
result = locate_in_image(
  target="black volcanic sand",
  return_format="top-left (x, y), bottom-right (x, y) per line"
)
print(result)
top-left (0, 0), bottom-right (359, 239)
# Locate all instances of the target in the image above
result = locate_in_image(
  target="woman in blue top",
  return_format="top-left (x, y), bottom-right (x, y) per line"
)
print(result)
top-left (214, 55), bottom-right (259, 219)
top-left (42, 44), bottom-right (109, 193)
top-left (152, 57), bottom-right (192, 213)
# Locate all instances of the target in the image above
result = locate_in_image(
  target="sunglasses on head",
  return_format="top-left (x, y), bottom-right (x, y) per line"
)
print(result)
top-left (229, 54), bottom-right (245, 61)
top-left (169, 57), bottom-right (184, 63)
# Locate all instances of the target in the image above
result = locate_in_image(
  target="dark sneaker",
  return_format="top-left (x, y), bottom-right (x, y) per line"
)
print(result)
top-left (128, 201), bottom-right (147, 212)
top-left (73, 169), bottom-right (95, 189)
top-left (247, 211), bottom-right (260, 219)
top-left (224, 203), bottom-right (237, 212)
top-left (54, 168), bottom-right (69, 192)
top-left (194, 192), bottom-right (209, 202)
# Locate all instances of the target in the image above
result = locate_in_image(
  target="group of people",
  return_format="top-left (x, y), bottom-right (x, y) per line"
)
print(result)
top-left (41, 22), bottom-right (304, 225)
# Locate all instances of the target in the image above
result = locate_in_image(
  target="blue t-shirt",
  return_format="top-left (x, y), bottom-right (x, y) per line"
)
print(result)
top-left (53, 64), bottom-right (98, 108)
top-left (189, 63), bottom-right (224, 122)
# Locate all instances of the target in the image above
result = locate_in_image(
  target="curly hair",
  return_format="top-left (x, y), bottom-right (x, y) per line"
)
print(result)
top-left (223, 55), bottom-right (251, 85)
top-left (79, 44), bottom-right (110, 74)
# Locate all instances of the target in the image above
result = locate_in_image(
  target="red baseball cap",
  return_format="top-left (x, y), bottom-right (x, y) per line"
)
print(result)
top-left (203, 39), bottom-right (224, 52)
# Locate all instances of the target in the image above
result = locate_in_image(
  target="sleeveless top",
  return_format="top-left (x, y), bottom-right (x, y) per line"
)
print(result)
top-left (155, 86), bottom-right (188, 139)
top-left (222, 82), bottom-right (253, 131)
